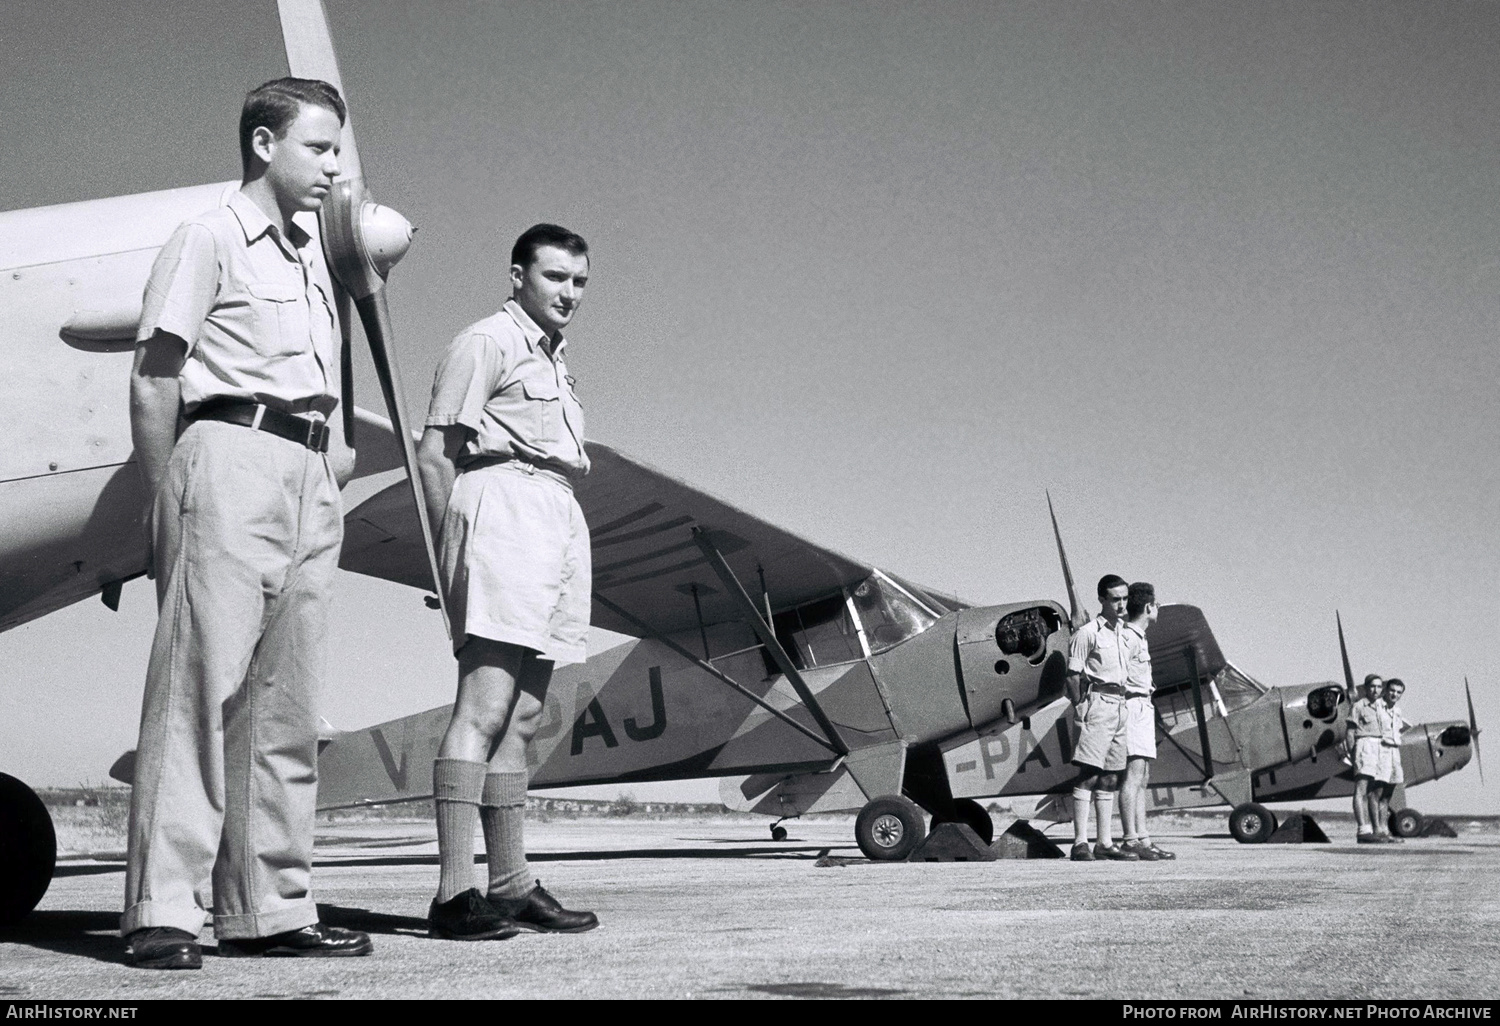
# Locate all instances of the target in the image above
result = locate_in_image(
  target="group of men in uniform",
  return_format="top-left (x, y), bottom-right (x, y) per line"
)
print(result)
top-left (1346, 674), bottom-right (1412, 843)
top-left (1064, 575), bottom-right (1174, 863)
top-left (122, 78), bottom-right (597, 968)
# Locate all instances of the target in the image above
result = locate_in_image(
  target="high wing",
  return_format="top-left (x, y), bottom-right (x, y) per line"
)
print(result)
top-left (340, 435), bottom-right (965, 635)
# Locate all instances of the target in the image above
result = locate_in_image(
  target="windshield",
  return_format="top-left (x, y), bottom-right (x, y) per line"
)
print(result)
top-left (850, 571), bottom-right (939, 654)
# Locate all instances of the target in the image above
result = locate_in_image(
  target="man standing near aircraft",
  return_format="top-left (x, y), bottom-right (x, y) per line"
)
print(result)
top-left (1064, 575), bottom-right (1138, 861)
top-left (415, 224), bottom-right (599, 940)
top-left (1119, 581), bottom-right (1173, 861)
top-left (123, 79), bottom-right (372, 967)
top-left (1371, 678), bottom-right (1413, 842)
top-left (1347, 674), bottom-right (1386, 842)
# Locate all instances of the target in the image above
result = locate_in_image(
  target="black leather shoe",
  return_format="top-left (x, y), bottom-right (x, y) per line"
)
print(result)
top-left (218, 922), bottom-right (373, 958)
top-left (429, 889), bottom-right (521, 941)
top-left (493, 881), bottom-right (598, 933)
top-left (126, 927), bottom-right (202, 970)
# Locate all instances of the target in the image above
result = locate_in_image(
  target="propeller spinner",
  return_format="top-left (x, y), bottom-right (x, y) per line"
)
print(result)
top-left (275, 0), bottom-right (448, 635)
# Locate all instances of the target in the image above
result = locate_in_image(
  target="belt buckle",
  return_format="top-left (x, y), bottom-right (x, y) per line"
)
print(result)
top-left (306, 417), bottom-right (329, 453)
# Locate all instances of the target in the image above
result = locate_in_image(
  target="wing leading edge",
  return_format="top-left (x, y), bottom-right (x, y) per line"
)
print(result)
top-left (340, 439), bottom-right (957, 638)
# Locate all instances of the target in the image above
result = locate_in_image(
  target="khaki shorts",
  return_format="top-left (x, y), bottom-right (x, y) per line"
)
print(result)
top-left (440, 461), bottom-right (591, 665)
top-left (1072, 691), bottom-right (1128, 773)
top-left (1124, 693), bottom-right (1156, 759)
top-left (1353, 736), bottom-right (1382, 779)
top-left (1376, 743), bottom-right (1405, 785)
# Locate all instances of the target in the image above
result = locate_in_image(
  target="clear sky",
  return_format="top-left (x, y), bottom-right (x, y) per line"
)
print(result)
top-left (1, 1), bottom-right (1495, 815)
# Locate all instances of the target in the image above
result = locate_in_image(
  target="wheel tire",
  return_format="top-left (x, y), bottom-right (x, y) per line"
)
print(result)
top-left (1228, 802), bottom-right (1276, 844)
top-left (854, 795), bottom-right (927, 861)
top-left (1390, 808), bottom-right (1423, 838)
top-left (0, 773), bottom-right (57, 924)
top-left (932, 798), bottom-right (995, 845)
top-left (770, 824), bottom-right (788, 842)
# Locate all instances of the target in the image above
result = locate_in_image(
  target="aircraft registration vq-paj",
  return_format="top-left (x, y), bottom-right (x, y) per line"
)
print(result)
top-left (0, 0), bottom-right (1482, 926)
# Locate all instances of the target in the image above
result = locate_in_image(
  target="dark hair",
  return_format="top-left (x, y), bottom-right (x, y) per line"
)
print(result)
top-left (1127, 581), bottom-right (1155, 618)
top-left (1363, 673), bottom-right (1384, 688)
top-left (511, 223), bottom-right (589, 270)
top-left (1097, 574), bottom-right (1128, 600)
top-left (240, 78), bottom-right (346, 173)
top-left (1383, 677), bottom-right (1405, 692)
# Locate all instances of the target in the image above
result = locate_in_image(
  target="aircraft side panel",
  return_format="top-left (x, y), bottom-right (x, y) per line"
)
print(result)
top-left (866, 615), bottom-right (969, 742)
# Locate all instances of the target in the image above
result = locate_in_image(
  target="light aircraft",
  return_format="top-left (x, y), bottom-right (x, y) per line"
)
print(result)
top-left (1, 0), bottom-right (1124, 921)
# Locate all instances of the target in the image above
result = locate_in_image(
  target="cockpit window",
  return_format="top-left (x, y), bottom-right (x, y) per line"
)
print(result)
top-left (769, 594), bottom-right (863, 671)
top-left (850, 572), bottom-right (939, 654)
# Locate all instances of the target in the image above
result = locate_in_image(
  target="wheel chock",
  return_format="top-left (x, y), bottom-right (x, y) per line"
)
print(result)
top-left (1265, 811), bottom-right (1331, 843)
top-left (989, 819), bottom-right (1066, 860)
top-left (907, 822), bottom-right (999, 862)
top-left (1417, 817), bottom-right (1459, 838)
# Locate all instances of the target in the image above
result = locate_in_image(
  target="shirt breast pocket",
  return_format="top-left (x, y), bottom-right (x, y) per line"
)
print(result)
top-left (516, 373), bottom-right (562, 445)
top-left (246, 280), bottom-right (309, 357)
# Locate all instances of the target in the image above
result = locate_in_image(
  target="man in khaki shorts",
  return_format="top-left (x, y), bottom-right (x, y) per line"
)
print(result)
top-left (1372, 678), bottom-right (1413, 842)
top-left (1119, 581), bottom-right (1173, 860)
top-left (1065, 575), bottom-right (1137, 861)
top-left (1346, 674), bottom-right (1385, 842)
top-left (416, 224), bottom-right (599, 939)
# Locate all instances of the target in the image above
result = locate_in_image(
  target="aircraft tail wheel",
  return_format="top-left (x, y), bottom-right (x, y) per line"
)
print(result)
top-left (770, 823), bottom-right (788, 842)
top-left (0, 773), bottom-right (57, 924)
top-left (932, 798), bottom-right (995, 845)
top-left (854, 795), bottom-right (926, 861)
top-left (1228, 802), bottom-right (1276, 844)
top-left (1390, 808), bottom-right (1423, 838)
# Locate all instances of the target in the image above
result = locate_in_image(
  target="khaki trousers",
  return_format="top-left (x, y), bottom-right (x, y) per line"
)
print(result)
top-left (122, 420), bottom-right (342, 939)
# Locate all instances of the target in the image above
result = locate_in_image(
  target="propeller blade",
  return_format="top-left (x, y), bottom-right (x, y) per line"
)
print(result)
top-left (353, 289), bottom-right (449, 635)
top-left (1466, 676), bottom-right (1484, 784)
top-left (1046, 491), bottom-right (1088, 629)
top-left (276, 0), bottom-right (446, 636)
top-left (276, 0), bottom-right (362, 181)
top-left (1336, 610), bottom-right (1356, 699)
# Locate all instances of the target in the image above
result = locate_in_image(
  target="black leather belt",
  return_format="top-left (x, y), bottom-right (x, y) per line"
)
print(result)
top-left (188, 398), bottom-right (330, 453)
top-left (1086, 682), bottom-right (1127, 697)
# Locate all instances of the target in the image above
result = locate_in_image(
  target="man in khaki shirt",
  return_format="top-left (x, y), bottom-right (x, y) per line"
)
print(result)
top-left (416, 224), bottom-right (598, 940)
top-left (124, 78), bottom-right (370, 968)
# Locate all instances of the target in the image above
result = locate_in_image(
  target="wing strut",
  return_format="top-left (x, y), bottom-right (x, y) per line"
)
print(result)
top-left (593, 594), bottom-right (842, 756)
top-left (1186, 644), bottom-right (1215, 777)
top-left (691, 527), bottom-right (849, 756)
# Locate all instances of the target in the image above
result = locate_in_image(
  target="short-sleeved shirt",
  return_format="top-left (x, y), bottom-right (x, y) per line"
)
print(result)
top-left (425, 299), bottom-right (588, 478)
top-left (1346, 697), bottom-right (1382, 740)
top-left (1120, 620), bottom-right (1152, 696)
top-left (1378, 702), bottom-right (1410, 747)
top-left (137, 191), bottom-right (339, 417)
top-left (1067, 615), bottom-right (1128, 686)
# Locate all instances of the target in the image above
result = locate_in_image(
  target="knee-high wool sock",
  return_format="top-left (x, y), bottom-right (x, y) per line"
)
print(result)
top-left (481, 770), bottom-right (532, 902)
top-left (433, 758), bottom-right (488, 904)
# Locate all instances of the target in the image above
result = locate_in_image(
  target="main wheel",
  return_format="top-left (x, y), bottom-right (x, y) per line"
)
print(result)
top-left (854, 795), bottom-right (927, 861)
top-left (932, 798), bottom-right (995, 845)
top-left (0, 773), bottom-right (57, 924)
top-left (769, 824), bottom-right (788, 842)
top-left (1390, 808), bottom-right (1423, 838)
top-left (1228, 802), bottom-right (1276, 844)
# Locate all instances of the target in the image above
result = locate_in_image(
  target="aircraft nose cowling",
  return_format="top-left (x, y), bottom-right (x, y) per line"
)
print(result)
top-left (953, 601), bottom-right (1070, 730)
